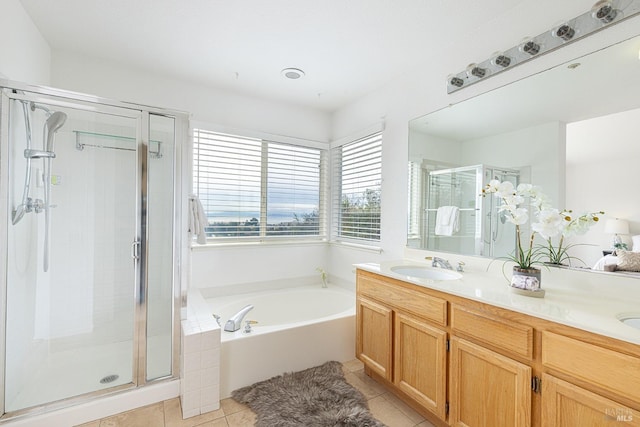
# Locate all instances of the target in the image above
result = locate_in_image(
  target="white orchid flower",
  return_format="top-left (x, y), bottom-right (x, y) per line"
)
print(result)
top-left (484, 179), bottom-right (502, 193)
top-left (503, 193), bottom-right (524, 206)
top-left (495, 180), bottom-right (516, 198)
top-left (509, 207), bottom-right (529, 225)
top-left (531, 208), bottom-right (563, 239)
top-left (563, 212), bottom-right (599, 236)
top-left (516, 183), bottom-right (533, 194)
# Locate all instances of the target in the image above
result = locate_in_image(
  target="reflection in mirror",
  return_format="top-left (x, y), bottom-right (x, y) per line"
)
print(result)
top-left (408, 33), bottom-right (640, 273)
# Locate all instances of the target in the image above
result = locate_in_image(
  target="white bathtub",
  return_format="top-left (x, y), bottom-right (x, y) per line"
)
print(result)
top-left (199, 284), bottom-right (356, 397)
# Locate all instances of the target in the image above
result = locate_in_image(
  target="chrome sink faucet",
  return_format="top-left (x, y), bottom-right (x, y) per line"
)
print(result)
top-left (426, 256), bottom-right (453, 270)
top-left (224, 304), bottom-right (254, 332)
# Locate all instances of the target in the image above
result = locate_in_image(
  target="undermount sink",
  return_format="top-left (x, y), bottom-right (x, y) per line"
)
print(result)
top-left (618, 314), bottom-right (640, 330)
top-left (390, 265), bottom-right (462, 281)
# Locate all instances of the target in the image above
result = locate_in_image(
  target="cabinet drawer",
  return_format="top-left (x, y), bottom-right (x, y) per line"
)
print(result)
top-left (357, 273), bottom-right (447, 326)
top-left (542, 331), bottom-right (640, 402)
top-left (451, 304), bottom-right (533, 360)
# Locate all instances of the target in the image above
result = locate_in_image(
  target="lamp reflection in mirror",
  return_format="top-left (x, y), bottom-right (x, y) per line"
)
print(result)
top-left (604, 218), bottom-right (629, 250)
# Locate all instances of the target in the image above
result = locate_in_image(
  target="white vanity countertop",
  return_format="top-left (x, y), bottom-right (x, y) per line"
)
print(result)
top-left (355, 260), bottom-right (640, 345)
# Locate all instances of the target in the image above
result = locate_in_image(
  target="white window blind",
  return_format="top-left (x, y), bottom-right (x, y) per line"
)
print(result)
top-left (331, 132), bottom-right (382, 242)
top-left (193, 129), bottom-right (326, 241)
top-left (408, 160), bottom-right (421, 240)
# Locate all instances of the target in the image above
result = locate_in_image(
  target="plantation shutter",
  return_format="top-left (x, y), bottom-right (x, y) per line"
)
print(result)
top-left (331, 132), bottom-right (382, 242)
top-left (266, 141), bottom-right (325, 237)
top-left (193, 128), bottom-right (326, 240)
top-left (408, 160), bottom-right (421, 240)
top-left (193, 130), bottom-right (262, 238)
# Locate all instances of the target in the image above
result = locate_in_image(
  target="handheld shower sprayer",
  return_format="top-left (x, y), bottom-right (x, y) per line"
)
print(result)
top-left (45, 111), bottom-right (67, 152)
top-left (12, 104), bottom-right (67, 234)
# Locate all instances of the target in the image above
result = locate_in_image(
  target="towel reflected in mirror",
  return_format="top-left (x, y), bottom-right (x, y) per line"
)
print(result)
top-left (435, 206), bottom-right (460, 236)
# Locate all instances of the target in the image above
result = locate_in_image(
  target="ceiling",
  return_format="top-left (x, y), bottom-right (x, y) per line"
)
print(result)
top-left (18, 0), bottom-right (550, 112)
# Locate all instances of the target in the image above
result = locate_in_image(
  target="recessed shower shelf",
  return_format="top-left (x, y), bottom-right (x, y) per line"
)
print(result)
top-left (73, 130), bottom-right (163, 159)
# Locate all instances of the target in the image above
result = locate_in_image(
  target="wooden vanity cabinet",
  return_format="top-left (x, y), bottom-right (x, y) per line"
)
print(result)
top-left (449, 337), bottom-right (532, 427)
top-left (356, 270), bottom-right (448, 420)
top-left (449, 304), bottom-right (533, 427)
top-left (540, 331), bottom-right (640, 426)
top-left (394, 311), bottom-right (448, 419)
top-left (541, 374), bottom-right (640, 426)
top-left (355, 269), bottom-right (640, 427)
top-left (356, 296), bottom-right (393, 381)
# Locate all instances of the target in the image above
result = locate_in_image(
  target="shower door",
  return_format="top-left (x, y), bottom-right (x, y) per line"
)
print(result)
top-left (424, 165), bottom-right (483, 255)
top-left (482, 167), bottom-right (519, 258)
top-left (1, 90), bottom-right (143, 412)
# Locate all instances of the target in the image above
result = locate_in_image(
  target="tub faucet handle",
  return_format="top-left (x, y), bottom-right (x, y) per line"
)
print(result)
top-left (213, 314), bottom-right (221, 327)
top-left (243, 320), bottom-right (257, 334)
top-left (456, 261), bottom-right (465, 273)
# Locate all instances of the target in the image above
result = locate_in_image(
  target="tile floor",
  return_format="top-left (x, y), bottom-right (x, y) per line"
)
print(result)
top-left (76, 359), bottom-right (435, 427)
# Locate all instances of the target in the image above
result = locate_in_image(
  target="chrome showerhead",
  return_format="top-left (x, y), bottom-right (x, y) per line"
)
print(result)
top-left (45, 111), bottom-right (67, 152)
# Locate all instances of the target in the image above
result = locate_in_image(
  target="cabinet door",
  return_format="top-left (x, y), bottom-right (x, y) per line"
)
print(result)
top-left (356, 296), bottom-right (393, 381)
top-left (450, 337), bottom-right (532, 427)
top-left (542, 374), bottom-right (639, 426)
top-left (394, 312), bottom-right (447, 419)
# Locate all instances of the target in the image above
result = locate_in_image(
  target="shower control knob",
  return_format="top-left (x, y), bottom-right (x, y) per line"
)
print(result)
top-left (32, 199), bottom-right (45, 213)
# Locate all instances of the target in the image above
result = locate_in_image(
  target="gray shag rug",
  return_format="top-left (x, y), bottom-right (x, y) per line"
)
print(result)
top-left (232, 361), bottom-right (387, 427)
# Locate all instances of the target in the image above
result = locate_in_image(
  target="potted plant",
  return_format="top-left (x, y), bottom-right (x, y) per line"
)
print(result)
top-left (542, 210), bottom-right (603, 266)
top-left (483, 181), bottom-right (589, 294)
top-left (482, 180), bottom-right (548, 296)
top-left (484, 180), bottom-right (604, 296)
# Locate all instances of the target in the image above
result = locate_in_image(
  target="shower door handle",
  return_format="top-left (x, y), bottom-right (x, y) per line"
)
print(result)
top-left (131, 240), bottom-right (141, 260)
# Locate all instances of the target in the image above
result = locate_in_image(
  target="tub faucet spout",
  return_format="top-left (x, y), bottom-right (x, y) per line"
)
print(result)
top-left (224, 304), bottom-right (254, 332)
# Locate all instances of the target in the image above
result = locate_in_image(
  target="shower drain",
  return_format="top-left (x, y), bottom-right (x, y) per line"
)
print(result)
top-left (99, 374), bottom-right (119, 384)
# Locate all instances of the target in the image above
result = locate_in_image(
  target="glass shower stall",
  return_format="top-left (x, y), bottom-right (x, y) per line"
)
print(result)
top-left (423, 164), bottom-right (520, 258)
top-left (0, 81), bottom-right (187, 418)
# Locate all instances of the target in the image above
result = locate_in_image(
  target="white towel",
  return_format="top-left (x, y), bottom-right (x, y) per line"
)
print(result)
top-left (434, 206), bottom-right (460, 236)
top-left (188, 194), bottom-right (208, 244)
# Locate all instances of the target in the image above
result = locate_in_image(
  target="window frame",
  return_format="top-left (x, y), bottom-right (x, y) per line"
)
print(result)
top-left (330, 130), bottom-right (383, 246)
top-left (192, 126), bottom-right (328, 244)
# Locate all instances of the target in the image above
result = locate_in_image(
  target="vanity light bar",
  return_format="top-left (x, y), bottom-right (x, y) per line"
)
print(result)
top-left (447, 0), bottom-right (640, 93)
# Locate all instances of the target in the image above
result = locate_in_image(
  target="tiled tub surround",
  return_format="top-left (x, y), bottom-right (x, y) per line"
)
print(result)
top-left (181, 291), bottom-right (221, 419)
top-left (188, 281), bottom-right (356, 401)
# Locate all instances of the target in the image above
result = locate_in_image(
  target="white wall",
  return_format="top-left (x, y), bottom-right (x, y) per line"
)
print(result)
top-left (0, 0), bottom-right (50, 84)
top-left (50, 51), bottom-right (331, 143)
top-left (329, 6), bottom-right (640, 282)
top-left (190, 243), bottom-right (329, 288)
top-left (566, 107), bottom-right (640, 267)
top-left (462, 122), bottom-right (566, 207)
top-left (49, 50), bottom-right (333, 290)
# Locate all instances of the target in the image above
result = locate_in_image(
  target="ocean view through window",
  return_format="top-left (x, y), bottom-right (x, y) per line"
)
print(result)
top-left (193, 129), bottom-right (326, 241)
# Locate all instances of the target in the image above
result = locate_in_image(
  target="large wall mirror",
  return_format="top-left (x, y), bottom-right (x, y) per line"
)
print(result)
top-left (408, 33), bottom-right (640, 273)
